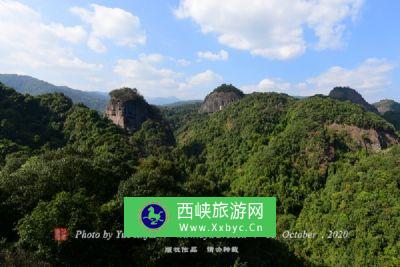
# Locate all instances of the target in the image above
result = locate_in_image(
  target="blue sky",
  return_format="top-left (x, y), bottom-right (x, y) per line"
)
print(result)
top-left (0, 0), bottom-right (399, 101)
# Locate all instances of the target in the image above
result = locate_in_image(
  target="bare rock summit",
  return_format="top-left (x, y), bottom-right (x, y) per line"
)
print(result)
top-left (199, 84), bottom-right (244, 114)
top-left (105, 87), bottom-right (153, 132)
top-left (328, 87), bottom-right (378, 113)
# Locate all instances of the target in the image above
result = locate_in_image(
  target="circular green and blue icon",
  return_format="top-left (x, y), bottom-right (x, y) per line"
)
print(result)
top-left (141, 204), bottom-right (166, 229)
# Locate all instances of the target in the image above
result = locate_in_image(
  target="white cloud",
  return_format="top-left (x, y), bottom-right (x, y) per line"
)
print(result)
top-left (139, 53), bottom-right (166, 64)
top-left (114, 57), bottom-right (177, 82)
top-left (114, 54), bottom-right (221, 98)
top-left (175, 0), bottom-right (363, 60)
top-left (179, 70), bottom-right (223, 90)
top-left (197, 50), bottom-right (229, 61)
top-left (242, 58), bottom-right (395, 98)
top-left (44, 23), bottom-right (87, 44)
top-left (0, 0), bottom-right (100, 71)
top-left (175, 58), bottom-right (191, 67)
top-left (242, 78), bottom-right (294, 94)
top-left (306, 58), bottom-right (394, 94)
top-left (0, 0), bottom-right (106, 92)
top-left (71, 4), bottom-right (146, 53)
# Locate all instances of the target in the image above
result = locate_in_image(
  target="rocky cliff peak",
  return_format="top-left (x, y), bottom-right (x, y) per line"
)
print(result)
top-left (199, 84), bottom-right (244, 114)
top-left (373, 99), bottom-right (400, 114)
top-left (105, 87), bottom-right (153, 132)
top-left (328, 87), bottom-right (378, 113)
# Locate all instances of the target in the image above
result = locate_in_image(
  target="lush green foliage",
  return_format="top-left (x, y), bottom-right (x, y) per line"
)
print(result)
top-left (212, 84), bottom-right (244, 97)
top-left (160, 102), bottom-right (202, 134)
top-left (383, 110), bottom-right (400, 130)
top-left (1, 83), bottom-right (399, 266)
top-left (109, 87), bottom-right (144, 102)
top-left (172, 92), bottom-right (400, 265)
top-left (17, 191), bottom-right (99, 264)
top-left (176, 94), bottom-right (394, 212)
top-left (0, 83), bottom-right (68, 151)
top-left (293, 147), bottom-right (400, 266)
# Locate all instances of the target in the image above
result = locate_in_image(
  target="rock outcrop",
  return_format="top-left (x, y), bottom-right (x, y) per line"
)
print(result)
top-left (327, 123), bottom-right (399, 152)
top-left (105, 88), bottom-right (152, 132)
top-left (329, 87), bottom-right (378, 113)
top-left (199, 84), bottom-right (244, 114)
top-left (373, 99), bottom-right (400, 114)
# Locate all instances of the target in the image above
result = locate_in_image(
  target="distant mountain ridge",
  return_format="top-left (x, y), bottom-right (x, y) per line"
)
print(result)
top-left (373, 99), bottom-right (400, 131)
top-left (162, 100), bottom-right (202, 107)
top-left (0, 74), bottom-right (109, 112)
top-left (0, 74), bottom-right (191, 111)
top-left (373, 99), bottom-right (400, 114)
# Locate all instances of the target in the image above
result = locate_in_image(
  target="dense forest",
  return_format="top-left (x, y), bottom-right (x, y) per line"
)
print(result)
top-left (0, 82), bottom-right (399, 266)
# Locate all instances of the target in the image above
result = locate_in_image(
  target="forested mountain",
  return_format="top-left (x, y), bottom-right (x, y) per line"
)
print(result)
top-left (0, 82), bottom-right (399, 266)
top-left (383, 110), bottom-right (400, 131)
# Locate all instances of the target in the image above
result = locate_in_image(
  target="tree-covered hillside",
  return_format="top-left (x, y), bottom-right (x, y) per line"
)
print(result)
top-left (0, 83), bottom-right (176, 265)
top-left (0, 83), bottom-right (399, 266)
top-left (160, 101), bottom-right (202, 134)
top-left (383, 110), bottom-right (400, 131)
top-left (172, 92), bottom-right (399, 266)
top-left (293, 148), bottom-right (400, 266)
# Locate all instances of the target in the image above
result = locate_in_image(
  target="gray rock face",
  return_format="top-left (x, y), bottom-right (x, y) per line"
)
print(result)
top-left (105, 88), bottom-right (151, 132)
top-left (199, 84), bottom-right (244, 114)
top-left (373, 99), bottom-right (400, 114)
top-left (329, 87), bottom-right (378, 113)
top-left (328, 123), bottom-right (399, 152)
